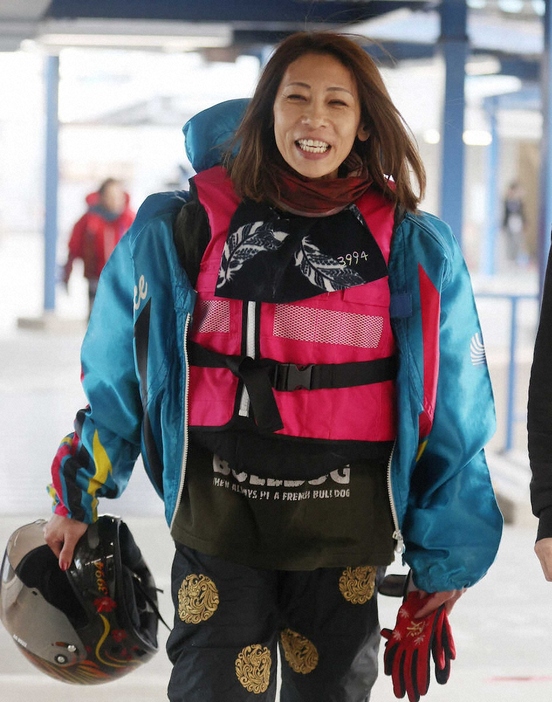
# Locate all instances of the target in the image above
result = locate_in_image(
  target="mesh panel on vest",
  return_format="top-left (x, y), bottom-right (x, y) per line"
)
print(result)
top-left (273, 304), bottom-right (383, 349)
top-left (196, 299), bottom-right (231, 334)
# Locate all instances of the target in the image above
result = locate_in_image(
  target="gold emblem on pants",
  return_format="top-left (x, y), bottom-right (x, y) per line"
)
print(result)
top-left (235, 644), bottom-right (272, 694)
top-left (178, 573), bottom-right (219, 624)
top-left (338, 565), bottom-right (377, 604)
top-left (280, 628), bottom-right (319, 674)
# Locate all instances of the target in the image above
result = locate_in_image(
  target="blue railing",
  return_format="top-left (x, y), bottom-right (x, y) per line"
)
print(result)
top-left (475, 292), bottom-right (539, 452)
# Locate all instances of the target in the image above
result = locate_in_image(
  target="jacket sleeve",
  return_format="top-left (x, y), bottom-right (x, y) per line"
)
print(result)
top-left (528, 248), bottom-right (552, 540)
top-left (49, 231), bottom-right (143, 523)
top-left (64, 214), bottom-right (88, 282)
top-left (398, 216), bottom-right (503, 592)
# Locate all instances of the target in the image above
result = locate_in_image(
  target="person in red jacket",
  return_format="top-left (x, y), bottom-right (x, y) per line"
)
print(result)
top-left (62, 178), bottom-right (135, 316)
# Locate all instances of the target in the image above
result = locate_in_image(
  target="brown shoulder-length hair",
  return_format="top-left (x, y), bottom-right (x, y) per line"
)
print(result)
top-left (227, 31), bottom-right (426, 212)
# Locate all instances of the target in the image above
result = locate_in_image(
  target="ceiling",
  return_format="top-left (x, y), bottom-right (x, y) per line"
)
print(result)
top-left (0, 1), bottom-right (429, 52)
top-left (0, 1), bottom-right (544, 83)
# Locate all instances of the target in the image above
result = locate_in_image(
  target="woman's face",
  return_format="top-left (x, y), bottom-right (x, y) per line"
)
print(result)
top-left (273, 52), bottom-right (367, 180)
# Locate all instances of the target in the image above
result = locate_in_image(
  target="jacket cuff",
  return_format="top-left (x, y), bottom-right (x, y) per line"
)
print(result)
top-left (536, 506), bottom-right (552, 541)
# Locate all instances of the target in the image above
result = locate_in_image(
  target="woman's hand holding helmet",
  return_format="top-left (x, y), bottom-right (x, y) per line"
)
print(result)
top-left (43, 514), bottom-right (88, 571)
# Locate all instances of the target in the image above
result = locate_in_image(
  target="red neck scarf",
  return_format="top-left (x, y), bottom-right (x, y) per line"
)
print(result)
top-left (270, 154), bottom-right (373, 217)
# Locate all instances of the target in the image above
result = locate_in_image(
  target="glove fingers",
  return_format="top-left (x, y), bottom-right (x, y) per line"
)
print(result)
top-left (431, 608), bottom-right (447, 670)
top-left (432, 608), bottom-right (456, 666)
top-left (414, 612), bottom-right (435, 699)
top-left (402, 647), bottom-right (421, 702)
top-left (443, 615), bottom-right (456, 660)
top-left (435, 656), bottom-right (451, 685)
top-left (410, 647), bottom-right (428, 702)
top-left (431, 606), bottom-right (455, 686)
top-left (383, 641), bottom-right (398, 677)
top-left (392, 648), bottom-right (408, 700)
top-left (437, 621), bottom-right (455, 685)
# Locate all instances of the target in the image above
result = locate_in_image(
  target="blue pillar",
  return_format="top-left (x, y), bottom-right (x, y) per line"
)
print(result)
top-left (44, 54), bottom-right (60, 312)
top-left (481, 97), bottom-right (499, 276)
top-left (538, 0), bottom-right (552, 298)
top-left (438, 0), bottom-right (468, 247)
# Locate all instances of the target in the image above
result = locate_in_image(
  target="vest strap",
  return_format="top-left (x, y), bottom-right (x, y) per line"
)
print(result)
top-left (227, 354), bottom-right (284, 432)
top-left (272, 356), bottom-right (397, 391)
top-left (188, 341), bottom-right (396, 432)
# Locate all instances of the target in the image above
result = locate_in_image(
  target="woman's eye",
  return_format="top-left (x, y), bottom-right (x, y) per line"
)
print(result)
top-left (286, 93), bottom-right (307, 101)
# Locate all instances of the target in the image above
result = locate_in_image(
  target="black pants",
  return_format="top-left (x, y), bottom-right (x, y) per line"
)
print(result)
top-left (166, 544), bottom-right (383, 701)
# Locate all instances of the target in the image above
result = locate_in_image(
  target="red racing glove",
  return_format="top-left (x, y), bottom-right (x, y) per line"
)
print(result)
top-left (381, 591), bottom-right (456, 702)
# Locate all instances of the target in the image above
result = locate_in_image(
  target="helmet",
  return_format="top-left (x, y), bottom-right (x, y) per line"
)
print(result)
top-left (0, 515), bottom-right (159, 684)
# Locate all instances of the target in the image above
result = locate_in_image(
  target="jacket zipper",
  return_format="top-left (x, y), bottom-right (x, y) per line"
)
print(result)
top-left (387, 443), bottom-right (405, 554)
top-left (238, 300), bottom-right (256, 417)
top-left (170, 312), bottom-right (191, 532)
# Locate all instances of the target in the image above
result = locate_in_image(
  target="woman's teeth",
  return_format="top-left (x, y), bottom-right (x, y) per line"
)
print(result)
top-left (297, 139), bottom-right (330, 154)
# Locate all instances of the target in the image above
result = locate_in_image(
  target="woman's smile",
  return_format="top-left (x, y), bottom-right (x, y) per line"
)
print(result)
top-left (296, 138), bottom-right (331, 155)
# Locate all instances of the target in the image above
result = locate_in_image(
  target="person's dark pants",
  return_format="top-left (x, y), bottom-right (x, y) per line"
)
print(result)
top-left (166, 544), bottom-right (384, 701)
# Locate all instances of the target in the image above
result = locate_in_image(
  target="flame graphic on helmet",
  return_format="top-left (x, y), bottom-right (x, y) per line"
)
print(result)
top-left (19, 648), bottom-right (112, 685)
top-left (15, 613), bottom-right (139, 685)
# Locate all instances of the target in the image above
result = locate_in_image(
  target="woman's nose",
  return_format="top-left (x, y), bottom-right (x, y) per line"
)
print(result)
top-left (301, 101), bottom-right (327, 127)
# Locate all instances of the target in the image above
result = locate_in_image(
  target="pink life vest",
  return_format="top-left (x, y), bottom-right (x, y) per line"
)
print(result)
top-left (187, 165), bottom-right (397, 443)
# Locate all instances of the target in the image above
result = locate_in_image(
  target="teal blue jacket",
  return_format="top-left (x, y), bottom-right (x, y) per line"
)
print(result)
top-left (50, 100), bottom-right (502, 593)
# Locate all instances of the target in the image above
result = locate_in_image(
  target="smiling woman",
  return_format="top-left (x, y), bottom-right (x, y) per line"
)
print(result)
top-left (272, 52), bottom-right (368, 180)
top-left (41, 30), bottom-right (502, 702)
top-left (228, 31), bottom-right (426, 214)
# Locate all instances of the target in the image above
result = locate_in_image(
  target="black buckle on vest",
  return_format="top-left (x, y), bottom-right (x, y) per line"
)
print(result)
top-left (273, 363), bottom-right (314, 391)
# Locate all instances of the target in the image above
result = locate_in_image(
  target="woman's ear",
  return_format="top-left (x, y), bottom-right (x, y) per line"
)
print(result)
top-left (357, 124), bottom-right (370, 142)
